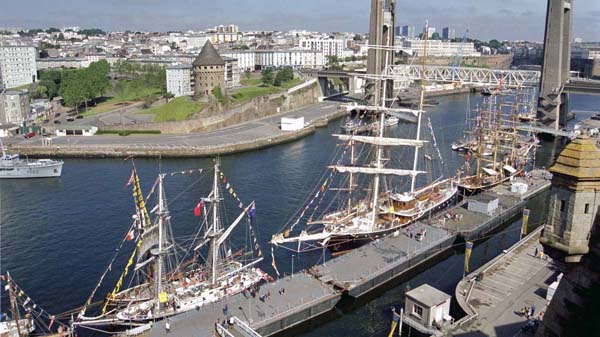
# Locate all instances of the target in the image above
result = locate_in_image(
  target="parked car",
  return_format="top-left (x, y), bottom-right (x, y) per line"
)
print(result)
top-left (67, 117), bottom-right (75, 122)
top-left (24, 131), bottom-right (36, 139)
top-left (43, 119), bottom-right (50, 124)
top-left (54, 120), bottom-right (61, 124)
top-left (76, 115), bottom-right (84, 119)
top-left (55, 113), bottom-right (61, 117)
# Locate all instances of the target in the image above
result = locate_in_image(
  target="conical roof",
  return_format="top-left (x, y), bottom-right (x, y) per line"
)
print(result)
top-left (192, 40), bottom-right (225, 66)
top-left (550, 133), bottom-right (600, 179)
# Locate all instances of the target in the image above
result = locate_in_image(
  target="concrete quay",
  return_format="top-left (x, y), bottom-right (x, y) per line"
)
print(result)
top-left (136, 274), bottom-right (340, 337)
top-left (6, 102), bottom-right (346, 158)
top-left (311, 223), bottom-right (456, 298)
top-left (433, 170), bottom-right (552, 240)
top-left (451, 226), bottom-right (556, 337)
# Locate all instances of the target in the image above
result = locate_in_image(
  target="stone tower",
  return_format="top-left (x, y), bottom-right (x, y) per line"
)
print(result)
top-left (540, 132), bottom-right (600, 263)
top-left (537, 0), bottom-right (573, 129)
top-left (193, 40), bottom-right (225, 97)
top-left (536, 132), bottom-right (600, 336)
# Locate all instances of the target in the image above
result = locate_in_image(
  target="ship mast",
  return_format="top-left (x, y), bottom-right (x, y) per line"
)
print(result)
top-left (411, 21), bottom-right (429, 193)
top-left (155, 173), bottom-right (165, 315)
top-left (369, 13), bottom-right (393, 227)
top-left (347, 138), bottom-right (355, 215)
top-left (6, 272), bottom-right (23, 337)
top-left (209, 159), bottom-right (222, 285)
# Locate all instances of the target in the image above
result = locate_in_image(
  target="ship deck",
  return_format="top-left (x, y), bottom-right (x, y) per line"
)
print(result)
top-left (142, 273), bottom-right (340, 337)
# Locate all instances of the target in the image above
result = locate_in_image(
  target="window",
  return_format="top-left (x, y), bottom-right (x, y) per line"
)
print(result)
top-left (585, 203), bottom-right (590, 214)
top-left (560, 200), bottom-right (566, 212)
top-left (412, 304), bottom-right (423, 318)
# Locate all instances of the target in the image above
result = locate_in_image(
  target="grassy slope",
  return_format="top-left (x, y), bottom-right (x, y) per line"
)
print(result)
top-left (138, 97), bottom-right (204, 122)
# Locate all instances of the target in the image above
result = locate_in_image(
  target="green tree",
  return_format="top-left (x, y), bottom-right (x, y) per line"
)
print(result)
top-left (32, 85), bottom-right (48, 99)
top-left (46, 27), bottom-right (61, 33)
top-left (326, 56), bottom-right (342, 70)
top-left (60, 70), bottom-right (86, 112)
top-left (274, 66), bottom-right (294, 86)
top-left (488, 39), bottom-right (502, 50)
top-left (431, 32), bottom-right (441, 40)
top-left (261, 68), bottom-right (274, 85)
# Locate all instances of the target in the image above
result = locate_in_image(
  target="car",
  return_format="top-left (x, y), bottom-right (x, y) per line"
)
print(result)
top-left (43, 119), bottom-right (50, 124)
top-left (67, 117), bottom-right (75, 122)
top-left (24, 132), bottom-right (36, 139)
top-left (55, 113), bottom-right (61, 117)
top-left (76, 115), bottom-right (84, 119)
top-left (53, 120), bottom-right (61, 124)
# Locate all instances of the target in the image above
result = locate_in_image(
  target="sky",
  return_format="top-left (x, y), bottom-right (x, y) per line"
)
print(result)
top-left (0, 0), bottom-right (599, 42)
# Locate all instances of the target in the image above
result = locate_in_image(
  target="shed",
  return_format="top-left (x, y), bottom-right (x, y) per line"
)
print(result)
top-left (281, 117), bottom-right (305, 131)
top-left (467, 193), bottom-right (499, 215)
top-left (55, 125), bottom-right (98, 136)
top-left (405, 284), bottom-right (452, 328)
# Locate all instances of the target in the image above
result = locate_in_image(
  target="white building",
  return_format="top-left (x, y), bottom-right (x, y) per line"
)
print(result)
top-left (166, 64), bottom-right (193, 97)
top-left (221, 50), bottom-right (256, 72)
top-left (0, 90), bottom-right (29, 124)
top-left (402, 39), bottom-right (481, 57)
top-left (405, 284), bottom-right (452, 329)
top-left (255, 50), bottom-right (324, 69)
top-left (37, 57), bottom-right (90, 70)
top-left (222, 49), bottom-right (324, 70)
top-left (0, 46), bottom-right (37, 89)
top-left (298, 38), bottom-right (345, 59)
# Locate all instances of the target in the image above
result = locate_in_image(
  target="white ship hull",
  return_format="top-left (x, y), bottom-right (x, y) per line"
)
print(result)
top-left (0, 160), bottom-right (63, 178)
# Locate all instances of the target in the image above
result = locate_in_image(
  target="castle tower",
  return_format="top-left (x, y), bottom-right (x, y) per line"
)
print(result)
top-left (540, 132), bottom-right (600, 263)
top-left (193, 41), bottom-right (225, 97)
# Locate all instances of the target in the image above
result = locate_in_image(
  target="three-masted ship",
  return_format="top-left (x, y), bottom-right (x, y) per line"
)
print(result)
top-left (76, 160), bottom-right (267, 327)
top-left (271, 24), bottom-right (457, 252)
top-left (457, 88), bottom-right (538, 193)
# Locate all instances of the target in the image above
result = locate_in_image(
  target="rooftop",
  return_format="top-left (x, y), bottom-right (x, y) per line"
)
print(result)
top-left (550, 134), bottom-right (600, 179)
top-left (192, 40), bottom-right (225, 66)
top-left (406, 284), bottom-right (451, 308)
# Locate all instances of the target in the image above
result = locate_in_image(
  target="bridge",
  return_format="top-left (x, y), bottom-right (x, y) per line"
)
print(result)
top-left (516, 124), bottom-right (576, 139)
top-left (564, 79), bottom-right (600, 95)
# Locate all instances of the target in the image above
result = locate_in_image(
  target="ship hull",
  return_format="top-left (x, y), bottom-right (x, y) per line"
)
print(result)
top-left (0, 162), bottom-right (63, 178)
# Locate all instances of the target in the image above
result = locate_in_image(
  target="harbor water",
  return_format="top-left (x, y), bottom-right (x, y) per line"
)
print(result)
top-left (0, 93), bottom-right (598, 336)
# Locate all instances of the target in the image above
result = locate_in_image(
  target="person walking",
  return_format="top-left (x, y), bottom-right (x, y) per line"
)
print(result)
top-left (165, 318), bottom-right (171, 333)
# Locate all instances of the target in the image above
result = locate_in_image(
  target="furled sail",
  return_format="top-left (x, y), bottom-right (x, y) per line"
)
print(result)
top-left (333, 134), bottom-right (427, 147)
top-left (329, 166), bottom-right (426, 177)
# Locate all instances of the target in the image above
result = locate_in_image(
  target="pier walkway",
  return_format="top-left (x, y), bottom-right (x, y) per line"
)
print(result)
top-left (452, 227), bottom-right (557, 337)
top-left (433, 170), bottom-right (552, 239)
top-left (143, 273), bottom-right (340, 337)
top-left (311, 223), bottom-right (455, 298)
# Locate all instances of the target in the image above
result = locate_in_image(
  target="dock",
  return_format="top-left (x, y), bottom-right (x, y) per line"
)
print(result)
top-left (311, 223), bottom-right (455, 298)
top-left (140, 273), bottom-right (340, 337)
top-left (434, 169), bottom-right (552, 240)
top-left (134, 170), bottom-right (552, 337)
top-left (452, 226), bottom-right (556, 336)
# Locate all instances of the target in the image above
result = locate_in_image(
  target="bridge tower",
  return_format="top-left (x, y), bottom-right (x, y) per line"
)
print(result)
top-left (537, 0), bottom-right (573, 129)
top-left (367, 0), bottom-right (396, 105)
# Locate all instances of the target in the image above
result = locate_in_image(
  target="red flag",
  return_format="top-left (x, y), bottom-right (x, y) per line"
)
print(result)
top-left (465, 151), bottom-right (471, 162)
top-left (126, 229), bottom-right (134, 241)
top-left (125, 169), bottom-right (135, 188)
top-left (194, 201), bottom-right (204, 217)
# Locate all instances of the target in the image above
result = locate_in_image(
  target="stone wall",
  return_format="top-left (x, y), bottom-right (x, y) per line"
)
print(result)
top-left (98, 82), bottom-right (321, 134)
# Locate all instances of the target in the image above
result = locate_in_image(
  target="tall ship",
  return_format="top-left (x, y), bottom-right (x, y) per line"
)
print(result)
top-left (271, 24), bottom-right (457, 253)
top-left (0, 140), bottom-right (63, 179)
top-left (457, 88), bottom-right (538, 194)
top-left (75, 160), bottom-right (267, 329)
top-left (1, 272), bottom-right (71, 336)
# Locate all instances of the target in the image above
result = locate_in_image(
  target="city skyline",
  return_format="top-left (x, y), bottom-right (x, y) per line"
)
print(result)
top-left (0, 0), bottom-right (599, 41)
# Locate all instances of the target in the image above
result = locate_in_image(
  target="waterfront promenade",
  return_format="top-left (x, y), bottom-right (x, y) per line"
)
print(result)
top-left (5, 102), bottom-right (344, 158)
top-left (452, 227), bottom-right (556, 336)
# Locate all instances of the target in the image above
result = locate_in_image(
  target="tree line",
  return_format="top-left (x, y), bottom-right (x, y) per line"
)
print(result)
top-left (37, 60), bottom-right (111, 112)
top-left (261, 66), bottom-right (294, 86)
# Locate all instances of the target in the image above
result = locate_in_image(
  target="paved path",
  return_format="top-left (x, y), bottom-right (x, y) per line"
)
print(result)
top-left (452, 228), bottom-right (557, 337)
top-left (7, 102), bottom-right (343, 157)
